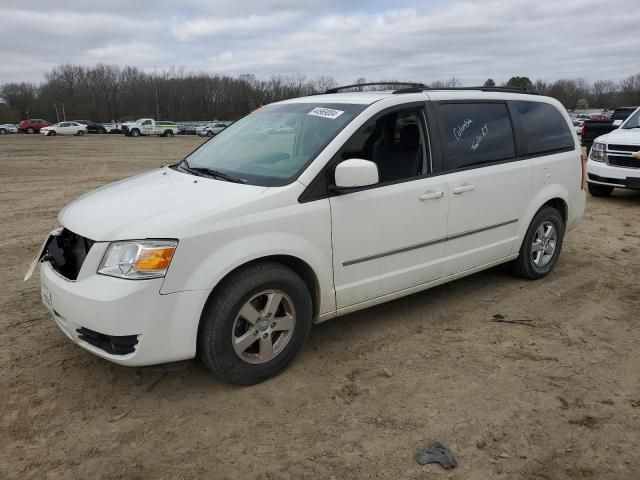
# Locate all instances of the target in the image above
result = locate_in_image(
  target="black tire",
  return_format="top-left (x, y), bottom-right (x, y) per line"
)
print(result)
top-left (98, 127), bottom-right (106, 134)
top-left (164, 130), bottom-right (174, 137)
top-left (49, 130), bottom-right (56, 136)
top-left (198, 262), bottom-right (313, 385)
top-left (27, 128), bottom-right (34, 134)
top-left (207, 130), bottom-right (214, 137)
top-left (130, 129), bottom-right (140, 137)
top-left (0, 128), bottom-right (6, 135)
top-left (510, 206), bottom-right (565, 280)
top-left (588, 183), bottom-right (613, 197)
top-left (77, 130), bottom-right (85, 136)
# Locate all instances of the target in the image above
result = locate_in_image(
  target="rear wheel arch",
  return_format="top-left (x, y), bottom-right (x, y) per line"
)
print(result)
top-left (542, 197), bottom-right (568, 224)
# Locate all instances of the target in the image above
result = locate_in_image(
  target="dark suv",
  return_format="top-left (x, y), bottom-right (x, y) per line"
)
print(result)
top-left (73, 120), bottom-right (107, 134)
top-left (17, 119), bottom-right (51, 133)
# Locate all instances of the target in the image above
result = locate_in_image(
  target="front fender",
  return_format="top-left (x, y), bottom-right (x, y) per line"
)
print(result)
top-left (160, 200), bottom-right (335, 316)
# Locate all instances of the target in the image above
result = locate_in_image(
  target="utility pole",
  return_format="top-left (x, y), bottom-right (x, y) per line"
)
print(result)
top-left (154, 65), bottom-right (160, 121)
top-left (61, 103), bottom-right (66, 121)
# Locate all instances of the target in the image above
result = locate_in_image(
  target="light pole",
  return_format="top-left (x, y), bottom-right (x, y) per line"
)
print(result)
top-left (154, 65), bottom-right (160, 121)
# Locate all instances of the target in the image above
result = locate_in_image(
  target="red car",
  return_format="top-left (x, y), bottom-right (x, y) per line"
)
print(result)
top-left (18, 118), bottom-right (51, 134)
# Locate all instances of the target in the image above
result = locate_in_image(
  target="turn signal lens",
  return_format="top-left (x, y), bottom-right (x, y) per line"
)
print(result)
top-left (134, 247), bottom-right (175, 271)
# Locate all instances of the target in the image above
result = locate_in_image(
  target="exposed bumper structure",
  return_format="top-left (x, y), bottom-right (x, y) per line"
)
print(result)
top-left (40, 260), bottom-right (209, 367)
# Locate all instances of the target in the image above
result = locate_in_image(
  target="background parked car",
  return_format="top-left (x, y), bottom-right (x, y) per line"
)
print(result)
top-left (571, 119), bottom-right (584, 135)
top-left (0, 124), bottom-right (18, 134)
top-left (73, 120), bottom-right (108, 134)
top-left (178, 122), bottom-right (200, 135)
top-left (17, 119), bottom-right (51, 134)
top-left (40, 122), bottom-right (88, 136)
top-left (196, 122), bottom-right (229, 137)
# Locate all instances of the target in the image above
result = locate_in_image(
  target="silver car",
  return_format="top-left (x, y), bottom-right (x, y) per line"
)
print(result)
top-left (196, 122), bottom-right (228, 137)
top-left (0, 124), bottom-right (18, 134)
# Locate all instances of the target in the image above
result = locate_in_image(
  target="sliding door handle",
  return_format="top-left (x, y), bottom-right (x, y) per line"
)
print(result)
top-left (419, 190), bottom-right (444, 201)
top-left (452, 183), bottom-right (475, 194)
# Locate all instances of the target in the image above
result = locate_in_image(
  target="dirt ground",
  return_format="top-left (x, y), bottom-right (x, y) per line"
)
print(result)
top-left (1, 135), bottom-right (639, 480)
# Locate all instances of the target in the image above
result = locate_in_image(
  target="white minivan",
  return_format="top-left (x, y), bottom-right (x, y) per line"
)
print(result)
top-left (30, 84), bottom-right (586, 385)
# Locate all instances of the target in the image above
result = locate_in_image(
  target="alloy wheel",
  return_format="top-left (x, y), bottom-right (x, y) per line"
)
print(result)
top-left (231, 290), bottom-right (296, 364)
top-left (531, 221), bottom-right (557, 267)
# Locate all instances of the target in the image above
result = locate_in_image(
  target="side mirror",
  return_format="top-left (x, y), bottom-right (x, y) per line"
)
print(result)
top-left (612, 119), bottom-right (623, 127)
top-left (334, 159), bottom-right (379, 189)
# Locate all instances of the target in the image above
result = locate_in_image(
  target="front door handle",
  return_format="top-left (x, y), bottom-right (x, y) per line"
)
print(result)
top-left (419, 190), bottom-right (444, 201)
top-left (452, 183), bottom-right (475, 194)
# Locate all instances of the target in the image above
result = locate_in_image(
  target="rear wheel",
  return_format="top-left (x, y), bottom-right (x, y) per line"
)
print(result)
top-left (27, 128), bottom-right (34, 134)
top-left (98, 127), bottom-right (106, 134)
top-left (588, 183), bottom-right (613, 197)
top-left (0, 128), bottom-right (6, 135)
top-left (77, 130), bottom-right (85, 136)
top-left (510, 206), bottom-right (565, 280)
top-left (198, 262), bottom-right (313, 385)
top-left (207, 130), bottom-right (214, 137)
top-left (164, 130), bottom-right (174, 137)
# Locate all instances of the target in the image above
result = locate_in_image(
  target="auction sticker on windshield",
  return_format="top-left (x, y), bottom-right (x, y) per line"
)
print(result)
top-left (308, 107), bottom-right (344, 120)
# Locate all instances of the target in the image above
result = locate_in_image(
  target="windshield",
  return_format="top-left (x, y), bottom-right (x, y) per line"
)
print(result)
top-left (621, 108), bottom-right (640, 129)
top-left (182, 102), bottom-right (366, 186)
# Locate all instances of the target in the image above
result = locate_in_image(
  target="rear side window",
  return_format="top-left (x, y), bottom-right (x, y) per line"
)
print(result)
top-left (514, 101), bottom-right (574, 154)
top-left (439, 103), bottom-right (515, 170)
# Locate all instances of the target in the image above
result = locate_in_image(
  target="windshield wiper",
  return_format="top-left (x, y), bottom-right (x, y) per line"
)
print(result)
top-left (176, 160), bottom-right (246, 183)
top-left (174, 160), bottom-right (208, 178)
top-left (189, 167), bottom-right (247, 183)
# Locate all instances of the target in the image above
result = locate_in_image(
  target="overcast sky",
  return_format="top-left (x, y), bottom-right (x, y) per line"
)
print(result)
top-left (1, 0), bottom-right (638, 86)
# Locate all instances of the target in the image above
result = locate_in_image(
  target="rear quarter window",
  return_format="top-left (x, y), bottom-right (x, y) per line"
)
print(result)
top-left (514, 101), bottom-right (575, 154)
top-left (439, 103), bottom-right (515, 170)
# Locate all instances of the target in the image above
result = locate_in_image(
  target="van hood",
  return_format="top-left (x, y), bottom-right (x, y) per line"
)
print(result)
top-left (596, 128), bottom-right (640, 146)
top-left (59, 167), bottom-right (268, 241)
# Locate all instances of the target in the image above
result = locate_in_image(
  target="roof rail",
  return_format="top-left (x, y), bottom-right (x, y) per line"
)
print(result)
top-left (393, 86), bottom-right (540, 95)
top-left (325, 82), bottom-right (427, 94)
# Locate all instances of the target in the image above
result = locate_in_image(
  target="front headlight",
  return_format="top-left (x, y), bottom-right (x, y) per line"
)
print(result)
top-left (98, 240), bottom-right (177, 279)
top-left (590, 142), bottom-right (606, 162)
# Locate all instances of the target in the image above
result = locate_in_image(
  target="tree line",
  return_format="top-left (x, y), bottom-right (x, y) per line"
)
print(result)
top-left (485, 75), bottom-right (640, 111)
top-left (1, 64), bottom-right (639, 124)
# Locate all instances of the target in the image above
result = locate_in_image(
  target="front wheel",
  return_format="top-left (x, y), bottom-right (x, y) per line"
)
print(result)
top-left (510, 206), bottom-right (565, 280)
top-left (48, 131), bottom-right (56, 136)
top-left (0, 128), bottom-right (6, 135)
top-left (130, 129), bottom-right (140, 137)
top-left (207, 130), bottom-right (214, 137)
top-left (588, 183), bottom-right (613, 197)
top-left (27, 128), bottom-right (34, 134)
top-left (77, 130), bottom-right (85, 136)
top-left (198, 262), bottom-right (313, 385)
top-left (164, 130), bottom-right (174, 137)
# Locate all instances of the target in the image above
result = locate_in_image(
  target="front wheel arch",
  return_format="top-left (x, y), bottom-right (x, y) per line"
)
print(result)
top-left (200, 255), bottom-right (321, 325)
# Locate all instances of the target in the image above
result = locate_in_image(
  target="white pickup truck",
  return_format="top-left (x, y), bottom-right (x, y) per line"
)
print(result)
top-left (121, 119), bottom-right (179, 137)
top-left (586, 106), bottom-right (640, 196)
